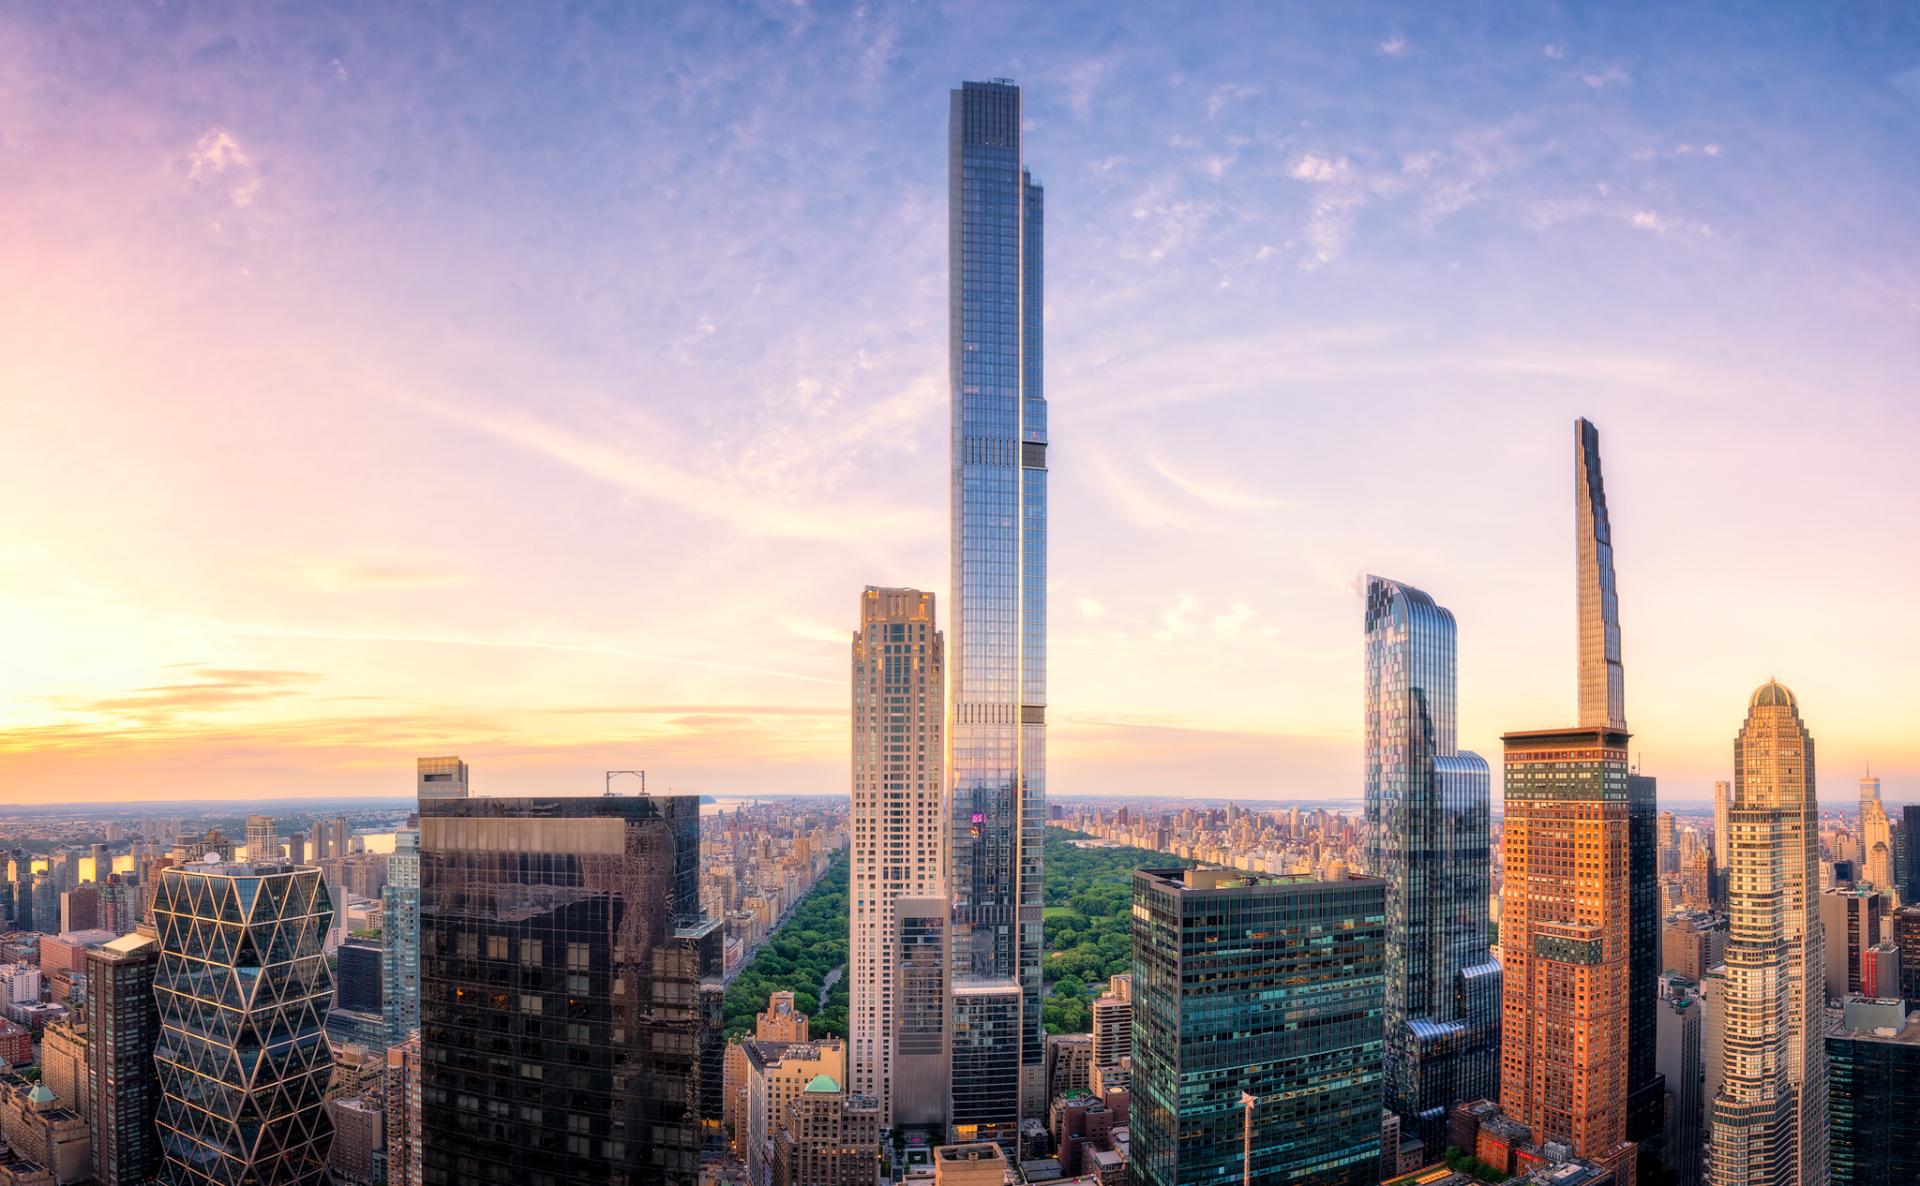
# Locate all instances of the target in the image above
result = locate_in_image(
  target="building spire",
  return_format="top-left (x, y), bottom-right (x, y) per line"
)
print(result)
top-left (1575, 417), bottom-right (1627, 731)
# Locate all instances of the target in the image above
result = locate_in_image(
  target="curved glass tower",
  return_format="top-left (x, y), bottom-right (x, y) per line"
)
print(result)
top-left (947, 77), bottom-right (1047, 1136)
top-left (1363, 576), bottom-right (1498, 1152)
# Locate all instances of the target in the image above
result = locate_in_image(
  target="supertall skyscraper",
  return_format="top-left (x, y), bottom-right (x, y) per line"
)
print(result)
top-left (849, 586), bottom-right (948, 1130)
top-left (418, 795), bottom-right (721, 1186)
top-left (1711, 681), bottom-right (1828, 1186)
top-left (946, 77), bottom-right (1047, 1129)
top-left (1362, 576), bottom-right (1499, 1152)
top-left (1498, 418), bottom-right (1636, 1179)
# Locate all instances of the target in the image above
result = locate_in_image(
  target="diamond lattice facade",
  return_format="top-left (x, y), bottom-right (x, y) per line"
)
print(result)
top-left (152, 861), bottom-right (336, 1186)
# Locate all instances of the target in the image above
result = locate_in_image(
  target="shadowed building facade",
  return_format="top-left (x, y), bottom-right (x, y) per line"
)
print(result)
top-left (1363, 576), bottom-right (1499, 1154)
top-left (947, 76), bottom-right (1049, 1135)
top-left (1499, 420), bottom-right (1636, 1180)
top-left (1130, 867), bottom-right (1385, 1186)
top-left (418, 795), bottom-right (720, 1186)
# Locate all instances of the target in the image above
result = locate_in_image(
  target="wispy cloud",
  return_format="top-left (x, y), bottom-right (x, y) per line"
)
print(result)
top-left (1147, 455), bottom-right (1287, 511)
top-left (302, 561), bottom-right (475, 592)
top-left (1379, 34), bottom-right (1410, 57)
top-left (187, 128), bottom-right (261, 207)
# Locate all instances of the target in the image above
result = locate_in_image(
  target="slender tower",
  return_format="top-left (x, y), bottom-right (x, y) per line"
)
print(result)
top-left (850, 587), bottom-right (947, 1130)
top-left (1710, 682), bottom-right (1827, 1186)
top-left (1859, 772), bottom-right (1894, 898)
top-left (1363, 576), bottom-right (1499, 1153)
top-left (1498, 419), bottom-right (1636, 1180)
top-left (947, 77), bottom-right (1047, 1138)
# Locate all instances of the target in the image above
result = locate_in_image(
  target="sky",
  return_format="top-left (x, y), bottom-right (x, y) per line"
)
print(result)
top-left (3, 2), bottom-right (1918, 805)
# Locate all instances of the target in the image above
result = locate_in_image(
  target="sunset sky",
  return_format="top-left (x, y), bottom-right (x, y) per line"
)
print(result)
top-left (3, 2), bottom-right (1917, 804)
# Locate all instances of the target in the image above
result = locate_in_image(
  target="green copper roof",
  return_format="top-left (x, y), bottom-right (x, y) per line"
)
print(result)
top-left (27, 1084), bottom-right (54, 1104)
top-left (804, 1074), bottom-right (839, 1094)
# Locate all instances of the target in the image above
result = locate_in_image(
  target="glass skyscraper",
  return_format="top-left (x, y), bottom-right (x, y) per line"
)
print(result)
top-left (418, 794), bottom-right (720, 1186)
top-left (382, 826), bottom-right (420, 1044)
top-left (1362, 576), bottom-right (1499, 1153)
top-left (152, 860), bottom-right (336, 1186)
top-left (1130, 867), bottom-right (1386, 1186)
top-left (947, 77), bottom-right (1047, 1129)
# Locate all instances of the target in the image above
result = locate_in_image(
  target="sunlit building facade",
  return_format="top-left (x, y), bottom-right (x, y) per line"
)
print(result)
top-left (1362, 575), bottom-right (1499, 1153)
top-left (1710, 681), bottom-right (1827, 1186)
top-left (849, 586), bottom-right (946, 1130)
top-left (947, 76), bottom-right (1048, 1127)
top-left (152, 861), bottom-right (336, 1186)
top-left (1498, 419), bottom-right (1636, 1180)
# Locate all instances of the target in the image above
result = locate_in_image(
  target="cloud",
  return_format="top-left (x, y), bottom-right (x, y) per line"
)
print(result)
top-left (1543, 43), bottom-right (1566, 59)
top-left (1082, 452), bottom-right (1197, 530)
top-left (187, 127), bottom-right (261, 207)
top-left (206, 619), bottom-right (845, 685)
top-left (1290, 153), bottom-right (1355, 184)
top-left (1205, 83), bottom-right (1260, 118)
top-left (1077, 597), bottom-right (1108, 621)
top-left (1582, 64), bottom-right (1632, 90)
top-left (1063, 57), bottom-right (1118, 117)
top-left (303, 562), bottom-right (475, 592)
top-left (1379, 35), bottom-right (1410, 57)
top-left (1147, 455), bottom-right (1287, 511)
top-left (412, 393), bottom-right (926, 545)
top-left (1211, 603), bottom-right (1257, 637)
top-left (54, 666), bottom-right (321, 723)
top-left (780, 615), bottom-right (850, 645)
top-left (1152, 594), bottom-right (1201, 642)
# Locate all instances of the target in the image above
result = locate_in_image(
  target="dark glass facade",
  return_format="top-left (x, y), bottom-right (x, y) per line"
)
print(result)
top-left (336, 938), bottom-right (384, 1014)
top-left (1626, 773), bottom-right (1666, 1154)
top-left (949, 980), bottom-right (1021, 1146)
top-left (948, 77), bottom-right (1048, 1123)
top-left (1904, 805), bottom-right (1920, 907)
top-left (152, 862), bottom-right (336, 1186)
top-left (87, 934), bottom-right (162, 1186)
top-left (1363, 576), bottom-right (1499, 1150)
top-left (1827, 1007), bottom-right (1920, 1186)
top-left (419, 795), bottom-right (716, 1186)
top-left (1131, 867), bottom-right (1385, 1186)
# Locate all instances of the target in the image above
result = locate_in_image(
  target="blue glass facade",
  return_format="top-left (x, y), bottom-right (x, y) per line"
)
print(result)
top-left (1131, 867), bottom-right (1386, 1186)
top-left (1363, 577), bottom-right (1499, 1150)
top-left (948, 78), bottom-right (1046, 1128)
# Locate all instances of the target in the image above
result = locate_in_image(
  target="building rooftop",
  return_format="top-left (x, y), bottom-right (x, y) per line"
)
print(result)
top-left (804, 1074), bottom-right (839, 1094)
top-left (1136, 865), bottom-right (1383, 893)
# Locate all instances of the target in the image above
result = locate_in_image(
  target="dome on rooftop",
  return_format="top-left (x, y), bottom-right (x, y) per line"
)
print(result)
top-left (1749, 680), bottom-right (1797, 710)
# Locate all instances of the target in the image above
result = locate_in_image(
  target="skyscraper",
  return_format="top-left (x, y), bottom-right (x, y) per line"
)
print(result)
top-left (1628, 772), bottom-right (1668, 1159)
top-left (87, 932), bottom-right (161, 1186)
top-left (947, 77), bottom-right (1048, 1127)
top-left (152, 859), bottom-right (336, 1186)
top-left (1825, 997), bottom-right (1919, 1186)
top-left (419, 795), bottom-right (721, 1186)
top-left (415, 756), bottom-right (469, 800)
top-left (386, 1035), bottom-right (422, 1186)
top-left (381, 827), bottom-right (420, 1043)
top-left (1714, 780), bottom-right (1733, 907)
top-left (1900, 804), bottom-right (1920, 907)
top-left (1498, 418), bottom-right (1635, 1179)
top-left (1130, 867), bottom-right (1385, 1186)
top-left (1656, 977), bottom-right (1703, 1186)
top-left (244, 814), bottom-right (278, 863)
top-left (1710, 681), bottom-right (1827, 1186)
top-left (1859, 774), bottom-right (1894, 897)
top-left (1362, 576), bottom-right (1499, 1152)
top-left (849, 587), bottom-right (947, 1130)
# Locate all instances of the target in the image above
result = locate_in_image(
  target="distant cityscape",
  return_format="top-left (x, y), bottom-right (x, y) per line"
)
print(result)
top-left (1, 61), bottom-right (1914, 1186)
